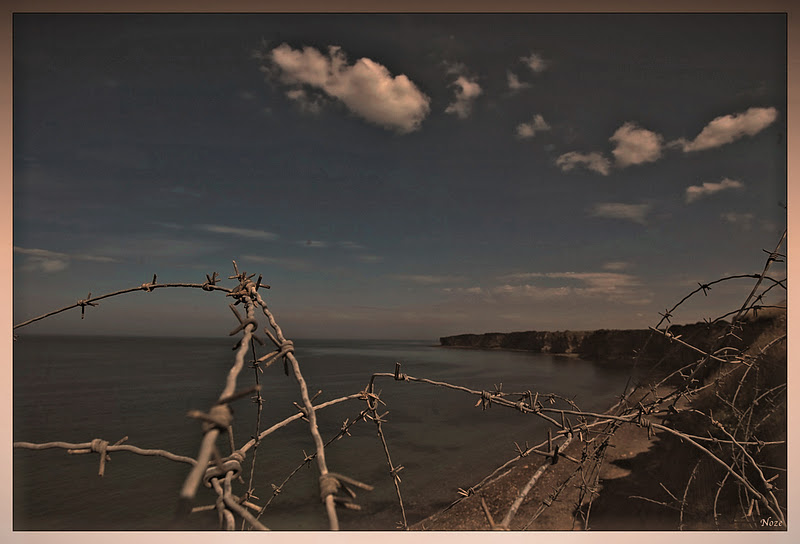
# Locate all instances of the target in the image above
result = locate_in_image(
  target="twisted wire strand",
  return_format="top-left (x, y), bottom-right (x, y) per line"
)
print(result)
top-left (247, 278), bottom-right (343, 530)
top-left (14, 282), bottom-right (232, 330)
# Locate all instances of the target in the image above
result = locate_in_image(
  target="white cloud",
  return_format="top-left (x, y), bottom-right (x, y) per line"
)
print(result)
top-left (521, 52), bottom-right (547, 73)
top-left (555, 151), bottom-right (611, 176)
top-left (391, 274), bottom-right (464, 285)
top-left (197, 224), bottom-right (278, 240)
top-left (496, 272), bottom-right (542, 282)
top-left (490, 271), bottom-right (650, 305)
top-left (507, 71), bottom-right (530, 91)
top-left (721, 212), bottom-right (755, 230)
top-left (14, 246), bottom-right (118, 273)
top-left (685, 178), bottom-right (744, 203)
top-left (676, 107), bottom-right (779, 152)
top-left (300, 240), bottom-right (327, 248)
top-left (516, 114), bottom-right (550, 138)
top-left (610, 122), bottom-right (664, 167)
top-left (265, 43), bottom-right (430, 133)
top-left (285, 88), bottom-right (324, 113)
top-left (490, 284), bottom-right (572, 299)
top-left (442, 286), bottom-right (484, 295)
top-left (445, 75), bottom-right (482, 119)
top-left (591, 203), bottom-right (650, 224)
top-left (545, 272), bottom-right (641, 294)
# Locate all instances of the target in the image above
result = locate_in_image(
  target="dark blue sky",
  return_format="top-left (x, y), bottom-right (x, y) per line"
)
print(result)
top-left (13, 13), bottom-right (787, 338)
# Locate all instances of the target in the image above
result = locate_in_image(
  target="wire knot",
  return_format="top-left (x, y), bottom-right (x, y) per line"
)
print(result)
top-left (393, 362), bottom-right (405, 381)
top-left (229, 317), bottom-right (259, 336)
top-left (389, 465), bottom-right (405, 483)
top-left (475, 391), bottom-right (493, 410)
top-left (280, 340), bottom-right (295, 355)
top-left (188, 404), bottom-right (233, 433)
top-left (228, 451), bottom-right (245, 464)
top-left (318, 472), bottom-right (374, 506)
top-left (205, 404), bottom-right (232, 432)
top-left (90, 438), bottom-right (108, 454)
top-left (319, 474), bottom-right (340, 501)
top-left (202, 272), bottom-right (220, 291)
top-left (90, 438), bottom-right (110, 476)
top-left (77, 293), bottom-right (98, 319)
top-left (140, 274), bottom-right (157, 292)
top-left (202, 455), bottom-right (243, 487)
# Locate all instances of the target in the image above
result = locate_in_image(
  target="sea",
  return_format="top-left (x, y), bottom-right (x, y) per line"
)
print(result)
top-left (13, 335), bottom-right (638, 531)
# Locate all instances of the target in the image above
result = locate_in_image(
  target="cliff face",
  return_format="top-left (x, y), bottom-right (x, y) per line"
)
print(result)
top-left (439, 330), bottom-right (590, 354)
top-left (440, 320), bottom-right (754, 363)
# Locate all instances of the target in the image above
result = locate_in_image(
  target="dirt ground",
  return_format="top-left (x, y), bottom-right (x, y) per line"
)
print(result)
top-left (411, 389), bottom-right (695, 531)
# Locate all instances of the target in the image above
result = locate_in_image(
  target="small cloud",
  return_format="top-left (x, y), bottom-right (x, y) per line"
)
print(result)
top-left (444, 61), bottom-right (467, 76)
top-left (507, 71), bottom-right (530, 91)
top-left (556, 151), bottom-right (611, 176)
top-left (357, 255), bottom-right (383, 263)
top-left (492, 271), bottom-right (650, 305)
top-left (445, 75), bottom-right (482, 119)
top-left (546, 272), bottom-right (640, 293)
top-left (285, 88), bottom-right (324, 113)
top-left (496, 272), bottom-right (545, 282)
top-left (602, 261), bottom-right (630, 272)
top-left (442, 286), bottom-right (484, 295)
top-left (591, 203), bottom-right (650, 224)
top-left (521, 52), bottom-right (547, 73)
top-left (390, 274), bottom-right (464, 285)
top-left (685, 178), bottom-right (744, 203)
top-left (197, 224), bottom-right (278, 240)
top-left (301, 240), bottom-right (327, 248)
top-left (721, 212), bottom-right (755, 230)
top-left (609, 122), bottom-right (663, 167)
top-left (516, 114), bottom-right (550, 138)
top-left (239, 90), bottom-right (256, 100)
top-left (339, 240), bottom-right (366, 250)
top-left (675, 107), bottom-right (779, 152)
top-left (263, 43), bottom-right (431, 133)
top-left (15, 247), bottom-right (68, 273)
top-left (491, 284), bottom-right (572, 299)
top-left (14, 246), bottom-right (117, 273)
top-left (151, 221), bottom-right (185, 230)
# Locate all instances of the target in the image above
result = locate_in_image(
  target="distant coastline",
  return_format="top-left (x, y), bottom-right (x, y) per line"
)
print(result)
top-left (438, 320), bottom-right (774, 364)
top-left (440, 329), bottom-right (647, 362)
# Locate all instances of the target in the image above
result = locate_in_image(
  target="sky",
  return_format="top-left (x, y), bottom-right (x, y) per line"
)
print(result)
top-left (11, 13), bottom-right (787, 339)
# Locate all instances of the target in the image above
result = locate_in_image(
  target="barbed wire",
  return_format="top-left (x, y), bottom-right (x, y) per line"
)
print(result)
top-left (13, 230), bottom-right (787, 530)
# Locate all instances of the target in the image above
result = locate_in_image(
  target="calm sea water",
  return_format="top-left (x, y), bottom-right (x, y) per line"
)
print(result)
top-left (13, 335), bottom-right (636, 531)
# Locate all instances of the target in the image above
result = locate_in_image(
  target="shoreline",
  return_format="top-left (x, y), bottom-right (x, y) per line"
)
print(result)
top-left (437, 344), bottom-right (584, 356)
top-left (411, 386), bottom-right (686, 531)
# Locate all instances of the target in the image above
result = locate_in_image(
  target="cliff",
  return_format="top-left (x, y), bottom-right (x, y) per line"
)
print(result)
top-left (439, 319), bottom-right (774, 364)
top-left (439, 330), bottom-right (591, 354)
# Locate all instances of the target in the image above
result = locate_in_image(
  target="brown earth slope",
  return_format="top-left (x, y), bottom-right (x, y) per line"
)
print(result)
top-left (416, 313), bottom-right (787, 532)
